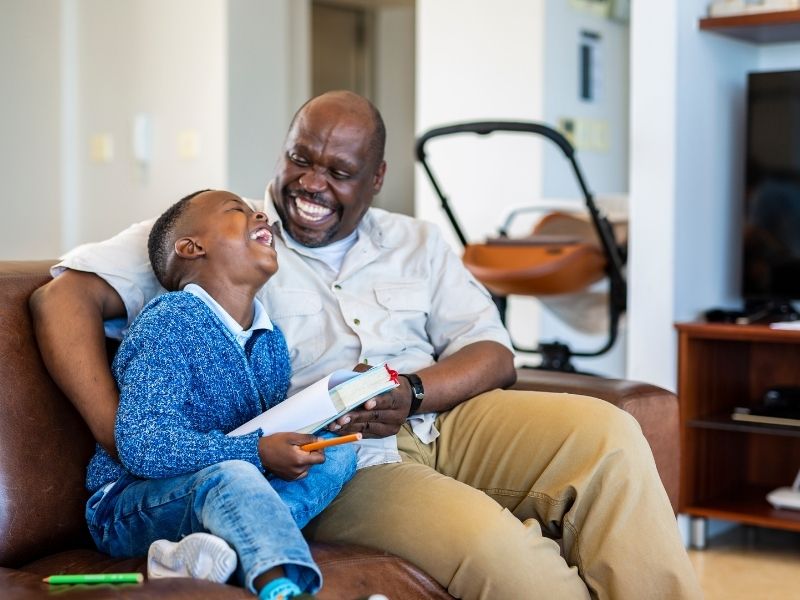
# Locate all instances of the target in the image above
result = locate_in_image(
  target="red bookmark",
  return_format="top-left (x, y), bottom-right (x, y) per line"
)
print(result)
top-left (385, 364), bottom-right (399, 384)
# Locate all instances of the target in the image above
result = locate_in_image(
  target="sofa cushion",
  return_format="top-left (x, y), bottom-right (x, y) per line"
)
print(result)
top-left (0, 261), bottom-right (96, 567)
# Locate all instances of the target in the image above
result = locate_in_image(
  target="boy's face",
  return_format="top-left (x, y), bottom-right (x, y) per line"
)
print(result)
top-left (182, 190), bottom-right (277, 284)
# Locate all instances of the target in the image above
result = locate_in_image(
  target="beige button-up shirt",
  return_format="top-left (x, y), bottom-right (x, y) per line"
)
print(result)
top-left (55, 187), bottom-right (512, 468)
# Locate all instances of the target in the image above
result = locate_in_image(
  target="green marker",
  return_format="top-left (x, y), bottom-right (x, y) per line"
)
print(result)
top-left (43, 573), bottom-right (144, 585)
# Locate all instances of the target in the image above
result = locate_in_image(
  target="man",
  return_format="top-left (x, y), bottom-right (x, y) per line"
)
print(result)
top-left (31, 91), bottom-right (701, 599)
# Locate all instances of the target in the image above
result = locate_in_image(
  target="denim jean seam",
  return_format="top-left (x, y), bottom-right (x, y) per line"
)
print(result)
top-left (210, 483), bottom-right (259, 556)
top-left (113, 486), bottom-right (196, 522)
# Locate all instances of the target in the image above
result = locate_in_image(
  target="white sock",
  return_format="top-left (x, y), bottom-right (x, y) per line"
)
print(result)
top-left (147, 532), bottom-right (237, 583)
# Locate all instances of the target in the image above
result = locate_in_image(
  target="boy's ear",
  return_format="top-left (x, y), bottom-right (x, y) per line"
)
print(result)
top-left (174, 237), bottom-right (206, 259)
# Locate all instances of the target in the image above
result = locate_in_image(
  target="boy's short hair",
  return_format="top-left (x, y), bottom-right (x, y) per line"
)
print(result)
top-left (148, 190), bottom-right (209, 290)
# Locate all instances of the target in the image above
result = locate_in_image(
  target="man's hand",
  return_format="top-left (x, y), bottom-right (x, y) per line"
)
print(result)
top-left (328, 378), bottom-right (413, 439)
top-left (258, 432), bottom-right (325, 480)
top-left (327, 342), bottom-right (516, 439)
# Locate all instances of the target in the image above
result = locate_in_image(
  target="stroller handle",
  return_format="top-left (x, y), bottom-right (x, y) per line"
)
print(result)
top-left (415, 121), bottom-right (575, 162)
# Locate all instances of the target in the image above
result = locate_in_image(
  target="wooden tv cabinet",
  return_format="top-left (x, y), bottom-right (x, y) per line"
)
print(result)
top-left (676, 322), bottom-right (800, 547)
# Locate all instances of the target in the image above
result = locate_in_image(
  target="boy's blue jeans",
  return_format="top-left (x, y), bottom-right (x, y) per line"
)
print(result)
top-left (86, 447), bottom-right (355, 594)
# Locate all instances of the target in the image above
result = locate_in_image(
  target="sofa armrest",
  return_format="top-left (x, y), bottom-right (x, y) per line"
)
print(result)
top-left (510, 369), bottom-right (680, 512)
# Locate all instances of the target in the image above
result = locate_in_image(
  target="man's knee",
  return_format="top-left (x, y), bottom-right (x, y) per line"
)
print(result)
top-left (566, 398), bottom-right (648, 453)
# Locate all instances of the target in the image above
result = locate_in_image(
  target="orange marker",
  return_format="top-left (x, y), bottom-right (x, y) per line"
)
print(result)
top-left (300, 433), bottom-right (362, 452)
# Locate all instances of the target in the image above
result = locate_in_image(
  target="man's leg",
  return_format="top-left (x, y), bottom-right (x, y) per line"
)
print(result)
top-left (89, 460), bottom-right (321, 593)
top-left (304, 432), bottom-right (590, 597)
top-left (433, 389), bottom-right (702, 600)
top-left (306, 390), bottom-right (701, 600)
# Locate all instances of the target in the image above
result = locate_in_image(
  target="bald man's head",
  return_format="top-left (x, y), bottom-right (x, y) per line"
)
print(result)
top-left (271, 91), bottom-right (388, 247)
top-left (288, 91), bottom-right (386, 168)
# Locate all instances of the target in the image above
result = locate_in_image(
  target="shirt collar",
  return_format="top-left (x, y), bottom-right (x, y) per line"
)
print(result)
top-left (184, 283), bottom-right (273, 343)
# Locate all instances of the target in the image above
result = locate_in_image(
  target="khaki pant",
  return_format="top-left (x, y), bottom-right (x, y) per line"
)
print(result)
top-left (305, 390), bottom-right (702, 599)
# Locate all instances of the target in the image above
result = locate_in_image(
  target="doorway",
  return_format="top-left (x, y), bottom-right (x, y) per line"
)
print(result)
top-left (310, 0), bottom-right (416, 215)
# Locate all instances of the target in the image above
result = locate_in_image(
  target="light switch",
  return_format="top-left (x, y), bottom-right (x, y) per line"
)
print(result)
top-left (177, 130), bottom-right (201, 159)
top-left (590, 120), bottom-right (610, 152)
top-left (89, 134), bottom-right (114, 162)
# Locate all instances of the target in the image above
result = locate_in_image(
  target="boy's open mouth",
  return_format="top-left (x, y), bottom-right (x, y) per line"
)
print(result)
top-left (249, 226), bottom-right (273, 246)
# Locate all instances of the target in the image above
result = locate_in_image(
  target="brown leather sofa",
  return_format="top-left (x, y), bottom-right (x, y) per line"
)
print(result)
top-left (0, 260), bottom-right (679, 599)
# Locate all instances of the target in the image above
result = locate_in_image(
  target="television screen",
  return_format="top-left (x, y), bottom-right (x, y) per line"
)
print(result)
top-left (742, 70), bottom-right (800, 303)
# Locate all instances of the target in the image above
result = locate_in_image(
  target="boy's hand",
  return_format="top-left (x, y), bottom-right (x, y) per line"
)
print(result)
top-left (258, 432), bottom-right (325, 480)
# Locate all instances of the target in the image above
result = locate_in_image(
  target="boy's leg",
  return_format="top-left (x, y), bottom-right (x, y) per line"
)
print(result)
top-left (89, 460), bottom-right (321, 594)
top-left (270, 442), bottom-right (356, 528)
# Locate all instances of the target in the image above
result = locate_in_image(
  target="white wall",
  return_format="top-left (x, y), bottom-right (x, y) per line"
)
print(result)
top-left (542, 2), bottom-right (629, 197)
top-left (374, 4), bottom-right (416, 216)
top-left (626, 1), bottom-right (680, 389)
top-left (0, 1), bottom-right (63, 259)
top-left (415, 0), bottom-right (545, 246)
top-left (0, 0), bottom-right (311, 260)
top-left (74, 0), bottom-right (228, 245)
top-left (227, 0), bottom-right (311, 201)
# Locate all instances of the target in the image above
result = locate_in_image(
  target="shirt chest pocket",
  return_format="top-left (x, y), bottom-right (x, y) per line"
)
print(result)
top-left (374, 281), bottom-right (430, 340)
top-left (268, 290), bottom-right (325, 371)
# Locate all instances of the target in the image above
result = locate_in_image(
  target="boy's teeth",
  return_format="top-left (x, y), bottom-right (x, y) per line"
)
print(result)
top-left (250, 228), bottom-right (272, 244)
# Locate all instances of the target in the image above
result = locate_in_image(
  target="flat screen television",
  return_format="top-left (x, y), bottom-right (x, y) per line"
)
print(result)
top-left (742, 69), bottom-right (800, 315)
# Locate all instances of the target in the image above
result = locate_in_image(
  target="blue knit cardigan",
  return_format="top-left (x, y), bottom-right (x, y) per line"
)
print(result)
top-left (86, 292), bottom-right (291, 492)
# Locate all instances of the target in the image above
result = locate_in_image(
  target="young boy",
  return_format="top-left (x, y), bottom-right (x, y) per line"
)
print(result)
top-left (84, 189), bottom-right (356, 599)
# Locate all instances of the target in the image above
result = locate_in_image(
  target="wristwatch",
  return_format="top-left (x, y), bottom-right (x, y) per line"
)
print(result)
top-left (399, 373), bottom-right (424, 417)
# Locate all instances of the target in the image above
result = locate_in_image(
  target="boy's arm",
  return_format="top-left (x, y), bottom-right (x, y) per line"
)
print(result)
top-left (114, 331), bottom-right (316, 479)
top-left (29, 270), bottom-right (126, 457)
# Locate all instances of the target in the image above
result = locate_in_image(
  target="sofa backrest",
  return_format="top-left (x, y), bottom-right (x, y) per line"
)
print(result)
top-left (0, 261), bottom-right (96, 567)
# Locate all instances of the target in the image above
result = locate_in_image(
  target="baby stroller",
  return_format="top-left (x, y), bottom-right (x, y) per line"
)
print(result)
top-left (415, 121), bottom-right (627, 372)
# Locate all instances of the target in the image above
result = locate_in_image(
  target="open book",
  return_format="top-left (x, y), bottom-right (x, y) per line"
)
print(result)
top-left (227, 363), bottom-right (399, 437)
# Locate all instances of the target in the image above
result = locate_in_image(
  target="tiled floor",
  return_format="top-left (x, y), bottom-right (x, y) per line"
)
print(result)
top-left (688, 526), bottom-right (800, 600)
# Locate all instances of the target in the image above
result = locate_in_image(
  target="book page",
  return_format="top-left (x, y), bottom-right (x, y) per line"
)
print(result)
top-left (227, 370), bottom-right (357, 437)
top-left (226, 364), bottom-right (397, 437)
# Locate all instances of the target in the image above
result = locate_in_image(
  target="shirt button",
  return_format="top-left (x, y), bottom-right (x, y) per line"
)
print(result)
top-left (353, 318), bottom-right (361, 325)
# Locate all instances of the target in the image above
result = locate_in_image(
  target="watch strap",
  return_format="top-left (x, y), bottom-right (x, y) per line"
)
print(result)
top-left (399, 373), bottom-right (424, 417)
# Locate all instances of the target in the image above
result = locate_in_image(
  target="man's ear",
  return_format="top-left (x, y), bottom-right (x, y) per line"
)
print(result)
top-left (174, 237), bottom-right (206, 260)
top-left (372, 160), bottom-right (387, 194)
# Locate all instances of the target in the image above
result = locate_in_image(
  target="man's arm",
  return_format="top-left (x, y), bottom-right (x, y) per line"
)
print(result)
top-left (332, 340), bottom-right (516, 438)
top-left (29, 270), bottom-right (126, 456)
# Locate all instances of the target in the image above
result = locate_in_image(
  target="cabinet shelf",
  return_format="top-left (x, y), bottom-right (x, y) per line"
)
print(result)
top-left (677, 322), bottom-right (800, 537)
top-left (688, 414), bottom-right (800, 438)
top-left (684, 485), bottom-right (800, 532)
top-left (699, 9), bottom-right (800, 43)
